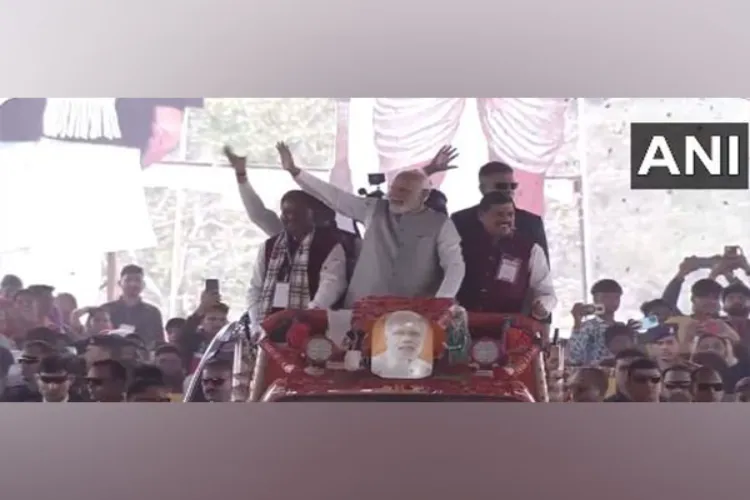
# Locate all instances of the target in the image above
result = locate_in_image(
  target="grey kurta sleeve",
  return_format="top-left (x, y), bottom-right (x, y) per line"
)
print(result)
top-left (294, 171), bottom-right (377, 223)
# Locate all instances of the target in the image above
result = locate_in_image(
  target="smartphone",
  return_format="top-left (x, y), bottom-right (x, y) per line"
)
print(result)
top-left (582, 304), bottom-right (605, 316)
top-left (204, 279), bottom-right (220, 294)
top-left (637, 314), bottom-right (659, 333)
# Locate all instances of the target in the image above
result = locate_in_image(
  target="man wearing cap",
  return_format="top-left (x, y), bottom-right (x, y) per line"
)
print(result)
top-left (644, 324), bottom-right (686, 371)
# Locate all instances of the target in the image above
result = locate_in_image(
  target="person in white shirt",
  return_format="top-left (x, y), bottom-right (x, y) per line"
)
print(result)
top-left (247, 190), bottom-right (348, 331)
top-left (371, 311), bottom-right (433, 379)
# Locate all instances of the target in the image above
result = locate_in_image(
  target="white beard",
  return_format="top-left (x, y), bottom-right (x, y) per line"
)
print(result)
top-left (43, 98), bottom-right (122, 140)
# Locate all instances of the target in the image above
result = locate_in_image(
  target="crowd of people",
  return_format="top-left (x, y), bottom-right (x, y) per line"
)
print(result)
top-left (0, 141), bottom-right (747, 403)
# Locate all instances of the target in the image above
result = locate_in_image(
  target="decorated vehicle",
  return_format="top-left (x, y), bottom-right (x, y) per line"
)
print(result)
top-left (184, 297), bottom-right (549, 402)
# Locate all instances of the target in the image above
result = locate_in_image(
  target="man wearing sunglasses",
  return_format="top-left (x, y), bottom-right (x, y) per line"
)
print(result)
top-left (691, 366), bottom-right (725, 403)
top-left (662, 365), bottom-right (694, 402)
top-left (200, 358), bottom-right (233, 403)
top-left (451, 161), bottom-right (549, 260)
top-left (86, 359), bottom-right (128, 402)
top-left (623, 358), bottom-right (663, 403)
top-left (1, 340), bottom-right (56, 402)
top-left (36, 354), bottom-right (83, 403)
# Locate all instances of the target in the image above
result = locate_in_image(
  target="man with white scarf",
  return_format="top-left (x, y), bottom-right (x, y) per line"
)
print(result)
top-left (246, 190), bottom-right (348, 331)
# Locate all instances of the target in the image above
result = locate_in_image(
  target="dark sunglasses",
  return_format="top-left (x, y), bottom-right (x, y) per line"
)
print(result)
top-left (631, 375), bottom-right (661, 384)
top-left (664, 382), bottom-right (692, 390)
top-left (39, 375), bottom-right (68, 384)
top-left (201, 377), bottom-right (226, 386)
top-left (86, 377), bottom-right (105, 386)
top-left (18, 356), bottom-right (39, 364)
top-left (494, 182), bottom-right (518, 191)
top-left (697, 383), bottom-right (724, 392)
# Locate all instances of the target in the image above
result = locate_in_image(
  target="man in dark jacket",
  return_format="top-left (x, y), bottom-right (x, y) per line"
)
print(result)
top-left (451, 161), bottom-right (549, 259)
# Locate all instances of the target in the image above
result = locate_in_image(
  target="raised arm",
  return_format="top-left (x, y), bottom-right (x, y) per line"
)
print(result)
top-left (225, 146), bottom-right (283, 236)
top-left (277, 141), bottom-right (377, 223)
top-left (434, 218), bottom-right (466, 298)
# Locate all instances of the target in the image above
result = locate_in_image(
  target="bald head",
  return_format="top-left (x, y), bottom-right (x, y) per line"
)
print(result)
top-left (388, 170), bottom-right (430, 214)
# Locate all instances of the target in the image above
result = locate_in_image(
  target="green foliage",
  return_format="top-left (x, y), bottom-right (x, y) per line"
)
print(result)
top-left (184, 98), bottom-right (337, 167)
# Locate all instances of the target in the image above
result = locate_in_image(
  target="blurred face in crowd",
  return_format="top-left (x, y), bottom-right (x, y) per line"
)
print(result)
top-left (155, 351), bottom-right (185, 380)
top-left (119, 272), bottom-right (145, 299)
top-left (120, 344), bottom-right (139, 363)
top-left (479, 202), bottom-right (515, 238)
top-left (614, 355), bottom-right (642, 395)
top-left (692, 368), bottom-right (724, 403)
top-left (692, 293), bottom-right (721, 317)
top-left (201, 365), bottom-right (232, 403)
top-left (695, 336), bottom-right (728, 360)
top-left (593, 291), bottom-right (621, 315)
top-left (280, 195), bottom-right (314, 239)
top-left (84, 344), bottom-right (116, 367)
top-left (37, 369), bottom-right (72, 402)
top-left (479, 171), bottom-right (517, 198)
top-left (54, 294), bottom-right (77, 320)
top-left (14, 292), bottom-right (37, 322)
top-left (734, 378), bottom-right (750, 402)
top-left (626, 366), bottom-right (662, 402)
top-left (655, 335), bottom-right (680, 363)
top-left (86, 365), bottom-right (125, 402)
top-left (607, 334), bottom-right (634, 356)
top-left (166, 326), bottom-right (183, 344)
top-left (87, 310), bottom-right (112, 335)
top-left (200, 309), bottom-right (228, 338)
top-left (662, 368), bottom-right (693, 402)
top-left (19, 344), bottom-right (48, 384)
top-left (129, 384), bottom-right (171, 403)
top-left (388, 171), bottom-right (428, 215)
top-left (724, 291), bottom-right (750, 318)
top-left (566, 368), bottom-right (606, 402)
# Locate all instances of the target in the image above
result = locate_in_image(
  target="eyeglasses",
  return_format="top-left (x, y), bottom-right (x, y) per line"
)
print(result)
top-left (39, 375), bottom-right (68, 384)
top-left (696, 383), bottom-right (724, 392)
top-left (494, 182), bottom-right (519, 191)
top-left (201, 377), bottom-right (226, 386)
top-left (631, 375), bottom-right (661, 384)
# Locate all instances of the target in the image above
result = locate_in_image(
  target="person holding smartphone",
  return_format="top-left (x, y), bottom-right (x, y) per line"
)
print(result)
top-left (568, 279), bottom-right (624, 366)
